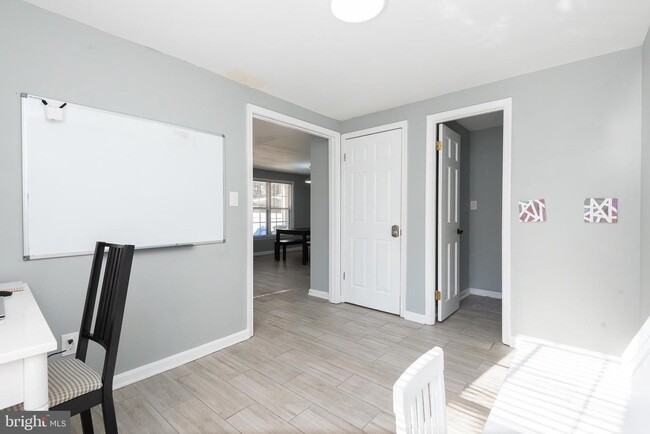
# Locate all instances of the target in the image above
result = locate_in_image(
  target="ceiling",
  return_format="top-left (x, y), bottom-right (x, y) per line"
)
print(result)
top-left (456, 111), bottom-right (503, 131)
top-left (22, 0), bottom-right (650, 121)
top-left (253, 119), bottom-right (313, 175)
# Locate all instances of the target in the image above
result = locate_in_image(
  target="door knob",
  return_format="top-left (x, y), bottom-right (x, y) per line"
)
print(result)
top-left (392, 225), bottom-right (400, 238)
top-left (457, 228), bottom-right (464, 235)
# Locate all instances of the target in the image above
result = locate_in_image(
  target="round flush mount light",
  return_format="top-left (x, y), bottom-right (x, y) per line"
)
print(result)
top-left (331, 0), bottom-right (385, 23)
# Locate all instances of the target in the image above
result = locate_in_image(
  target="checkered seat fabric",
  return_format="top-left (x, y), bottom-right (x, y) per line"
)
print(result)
top-left (4, 358), bottom-right (102, 410)
top-left (48, 358), bottom-right (103, 407)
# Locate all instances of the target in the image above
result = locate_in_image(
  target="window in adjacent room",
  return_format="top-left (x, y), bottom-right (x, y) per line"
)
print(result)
top-left (253, 180), bottom-right (292, 237)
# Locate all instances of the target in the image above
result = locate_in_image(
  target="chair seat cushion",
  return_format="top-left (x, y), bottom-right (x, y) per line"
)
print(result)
top-left (4, 358), bottom-right (102, 410)
top-left (48, 358), bottom-right (103, 407)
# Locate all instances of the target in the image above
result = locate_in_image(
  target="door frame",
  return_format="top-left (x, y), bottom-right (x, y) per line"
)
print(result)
top-left (246, 104), bottom-right (341, 336)
top-left (424, 98), bottom-right (513, 345)
top-left (341, 121), bottom-right (408, 318)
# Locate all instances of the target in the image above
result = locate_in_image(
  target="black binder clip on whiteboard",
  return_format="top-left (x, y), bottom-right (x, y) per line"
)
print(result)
top-left (41, 99), bottom-right (67, 121)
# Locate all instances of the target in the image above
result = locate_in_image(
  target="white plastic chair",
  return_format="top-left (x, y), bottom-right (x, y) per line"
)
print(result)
top-left (393, 347), bottom-right (447, 434)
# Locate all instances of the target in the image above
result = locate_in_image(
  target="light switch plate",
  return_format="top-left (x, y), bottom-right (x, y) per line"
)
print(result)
top-left (470, 200), bottom-right (478, 210)
top-left (229, 192), bottom-right (239, 207)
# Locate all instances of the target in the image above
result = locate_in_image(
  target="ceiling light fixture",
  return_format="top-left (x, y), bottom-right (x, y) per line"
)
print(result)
top-left (331, 0), bottom-right (385, 23)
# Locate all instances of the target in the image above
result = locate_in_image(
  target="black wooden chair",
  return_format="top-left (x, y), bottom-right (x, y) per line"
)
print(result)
top-left (50, 242), bottom-right (135, 433)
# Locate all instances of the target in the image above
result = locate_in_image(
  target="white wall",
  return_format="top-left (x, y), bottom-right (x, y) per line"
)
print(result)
top-left (342, 48), bottom-right (643, 354)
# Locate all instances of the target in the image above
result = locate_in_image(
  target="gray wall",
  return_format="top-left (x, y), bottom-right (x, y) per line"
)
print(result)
top-left (252, 169), bottom-right (311, 253)
top-left (444, 122), bottom-right (471, 295)
top-left (642, 26), bottom-right (650, 323)
top-left (468, 127), bottom-right (503, 293)
top-left (0, 0), bottom-right (339, 374)
top-left (342, 48), bottom-right (642, 354)
top-left (310, 137), bottom-right (329, 293)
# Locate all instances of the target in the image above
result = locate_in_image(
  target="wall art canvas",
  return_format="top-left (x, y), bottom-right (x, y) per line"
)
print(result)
top-left (584, 198), bottom-right (618, 223)
top-left (518, 199), bottom-right (546, 223)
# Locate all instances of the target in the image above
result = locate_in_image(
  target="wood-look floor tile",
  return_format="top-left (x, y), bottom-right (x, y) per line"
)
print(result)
top-left (277, 349), bottom-right (353, 386)
top-left (267, 308), bottom-right (315, 324)
top-left (268, 316), bottom-right (326, 338)
top-left (357, 323), bottom-right (406, 344)
top-left (371, 352), bottom-right (421, 376)
top-left (337, 375), bottom-right (393, 414)
top-left (270, 329), bottom-right (340, 360)
top-left (316, 333), bottom-right (383, 363)
top-left (113, 384), bottom-right (141, 402)
top-left (161, 398), bottom-right (239, 433)
top-left (228, 345), bottom-right (303, 384)
top-left (229, 370), bottom-right (311, 421)
top-left (134, 373), bottom-right (194, 412)
top-left (363, 412), bottom-right (396, 434)
top-left (290, 405), bottom-right (363, 433)
top-left (177, 366), bottom-right (253, 418)
top-left (227, 402), bottom-right (302, 434)
top-left (442, 347), bottom-right (484, 370)
top-left (330, 310), bottom-right (389, 327)
top-left (286, 373), bottom-right (381, 429)
top-left (446, 393), bottom-right (491, 434)
top-left (325, 352), bottom-right (398, 389)
top-left (164, 360), bottom-right (201, 380)
top-left (196, 351), bottom-right (249, 381)
top-left (356, 334), bottom-right (425, 360)
top-left (115, 395), bottom-right (176, 433)
top-left (230, 335), bottom-right (294, 357)
top-left (397, 336), bottom-right (448, 353)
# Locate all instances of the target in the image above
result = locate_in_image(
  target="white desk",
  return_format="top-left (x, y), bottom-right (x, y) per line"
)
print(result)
top-left (0, 282), bottom-right (56, 410)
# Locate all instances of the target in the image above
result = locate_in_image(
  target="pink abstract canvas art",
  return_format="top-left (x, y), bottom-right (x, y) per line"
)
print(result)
top-left (584, 198), bottom-right (618, 223)
top-left (518, 199), bottom-right (546, 223)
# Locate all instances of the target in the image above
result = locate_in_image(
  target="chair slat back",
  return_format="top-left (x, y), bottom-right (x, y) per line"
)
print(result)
top-left (76, 242), bottom-right (134, 387)
top-left (393, 347), bottom-right (447, 434)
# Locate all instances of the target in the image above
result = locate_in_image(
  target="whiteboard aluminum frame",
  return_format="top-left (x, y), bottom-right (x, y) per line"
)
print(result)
top-left (21, 93), bottom-right (227, 261)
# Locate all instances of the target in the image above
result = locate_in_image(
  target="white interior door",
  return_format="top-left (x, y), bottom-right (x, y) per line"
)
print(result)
top-left (437, 124), bottom-right (461, 321)
top-left (343, 129), bottom-right (402, 314)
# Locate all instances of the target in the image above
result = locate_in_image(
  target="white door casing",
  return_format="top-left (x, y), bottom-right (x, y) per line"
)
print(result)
top-left (425, 98), bottom-right (512, 344)
top-left (437, 124), bottom-right (461, 321)
top-left (343, 128), bottom-right (402, 314)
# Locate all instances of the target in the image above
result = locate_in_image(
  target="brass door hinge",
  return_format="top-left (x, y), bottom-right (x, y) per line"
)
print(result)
top-left (435, 291), bottom-right (442, 301)
top-left (435, 140), bottom-right (443, 151)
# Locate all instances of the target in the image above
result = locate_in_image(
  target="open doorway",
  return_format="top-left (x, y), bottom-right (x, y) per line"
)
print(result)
top-left (245, 105), bottom-right (341, 336)
top-left (252, 119), bottom-right (316, 298)
top-left (425, 98), bottom-right (513, 345)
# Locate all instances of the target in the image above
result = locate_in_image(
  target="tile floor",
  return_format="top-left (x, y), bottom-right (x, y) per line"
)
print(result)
top-left (71, 251), bottom-right (512, 433)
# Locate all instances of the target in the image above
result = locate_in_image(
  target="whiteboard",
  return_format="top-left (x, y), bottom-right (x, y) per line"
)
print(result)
top-left (21, 94), bottom-right (225, 260)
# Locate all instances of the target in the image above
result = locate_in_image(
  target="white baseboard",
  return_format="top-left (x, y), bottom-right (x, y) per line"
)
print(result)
top-left (308, 289), bottom-right (329, 300)
top-left (113, 329), bottom-right (250, 390)
top-left (403, 310), bottom-right (428, 324)
top-left (254, 247), bottom-right (302, 257)
top-left (470, 287), bottom-right (503, 299)
top-left (463, 288), bottom-right (502, 299)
